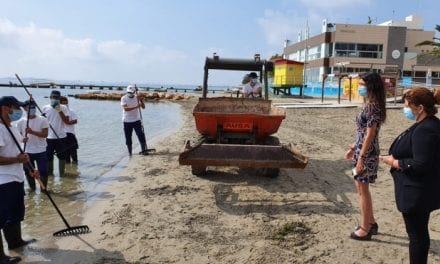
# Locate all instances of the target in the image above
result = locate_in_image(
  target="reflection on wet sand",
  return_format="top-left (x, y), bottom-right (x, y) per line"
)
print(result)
top-left (17, 155), bottom-right (129, 262)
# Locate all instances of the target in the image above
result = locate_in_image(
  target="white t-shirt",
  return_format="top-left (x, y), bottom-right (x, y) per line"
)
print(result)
top-left (16, 116), bottom-right (49, 154)
top-left (42, 104), bottom-right (69, 139)
top-left (121, 95), bottom-right (141, 123)
top-left (0, 123), bottom-right (25, 184)
top-left (243, 81), bottom-right (262, 98)
top-left (65, 109), bottom-right (77, 134)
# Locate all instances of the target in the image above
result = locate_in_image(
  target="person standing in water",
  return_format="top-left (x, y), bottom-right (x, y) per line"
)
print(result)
top-left (0, 96), bottom-right (38, 263)
top-left (121, 85), bottom-right (147, 156)
top-left (16, 99), bottom-right (49, 190)
top-left (42, 90), bottom-right (70, 177)
top-left (60, 96), bottom-right (78, 165)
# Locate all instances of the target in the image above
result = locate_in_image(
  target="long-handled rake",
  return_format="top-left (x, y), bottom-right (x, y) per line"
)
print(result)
top-left (15, 74), bottom-right (62, 140)
top-left (0, 115), bottom-right (90, 236)
top-left (134, 85), bottom-right (156, 154)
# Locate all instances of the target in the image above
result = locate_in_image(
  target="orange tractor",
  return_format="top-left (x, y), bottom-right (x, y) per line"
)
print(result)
top-left (179, 55), bottom-right (307, 177)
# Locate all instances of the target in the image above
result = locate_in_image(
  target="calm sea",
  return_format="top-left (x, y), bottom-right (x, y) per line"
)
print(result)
top-left (1, 87), bottom-right (183, 250)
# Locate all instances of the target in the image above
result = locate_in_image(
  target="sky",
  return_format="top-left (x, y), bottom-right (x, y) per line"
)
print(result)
top-left (0, 0), bottom-right (437, 86)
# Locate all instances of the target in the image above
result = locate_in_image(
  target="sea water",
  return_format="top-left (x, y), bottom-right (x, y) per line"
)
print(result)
top-left (1, 87), bottom-right (182, 248)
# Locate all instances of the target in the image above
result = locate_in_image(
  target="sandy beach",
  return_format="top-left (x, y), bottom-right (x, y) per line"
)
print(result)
top-left (14, 97), bottom-right (440, 263)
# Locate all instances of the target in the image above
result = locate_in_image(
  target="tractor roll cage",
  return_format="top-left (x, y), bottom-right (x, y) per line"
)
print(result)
top-left (202, 56), bottom-right (274, 100)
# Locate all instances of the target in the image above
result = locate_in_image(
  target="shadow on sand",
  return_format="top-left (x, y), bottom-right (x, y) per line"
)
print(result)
top-left (199, 158), bottom-right (356, 216)
top-left (14, 235), bottom-right (143, 264)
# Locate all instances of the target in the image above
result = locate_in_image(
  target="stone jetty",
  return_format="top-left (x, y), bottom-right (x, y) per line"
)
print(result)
top-left (74, 91), bottom-right (194, 101)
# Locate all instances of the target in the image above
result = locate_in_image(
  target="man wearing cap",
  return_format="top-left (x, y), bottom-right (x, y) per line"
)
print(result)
top-left (17, 99), bottom-right (49, 190)
top-left (0, 96), bottom-right (38, 263)
top-left (121, 85), bottom-right (147, 156)
top-left (60, 96), bottom-right (79, 165)
top-left (42, 90), bottom-right (70, 177)
top-left (243, 72), bottom-right (262, 98)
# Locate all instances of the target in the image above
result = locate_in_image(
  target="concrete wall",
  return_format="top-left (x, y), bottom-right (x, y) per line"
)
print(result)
top-left (405, 29), bottom-right (435, 53)
top-left (385, 27), bottom-right (406, 69)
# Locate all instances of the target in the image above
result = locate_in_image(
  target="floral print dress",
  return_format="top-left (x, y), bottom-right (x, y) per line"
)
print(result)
top-left (353, 102), bottom-right (382, 183)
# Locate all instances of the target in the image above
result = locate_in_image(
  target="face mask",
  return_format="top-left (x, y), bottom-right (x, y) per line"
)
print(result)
top-left (358, 85), bottom-right (367, 97)
top-left (127, 93), bottom-right (135, 98)
top-left (403, 107), bottom-right (416, 121)
top-left (9, 109), bottom-right (23, 122)
top-left (50, 99), bottom-right (60, 108)
top-left (29, 108), bottom-right (37, 116)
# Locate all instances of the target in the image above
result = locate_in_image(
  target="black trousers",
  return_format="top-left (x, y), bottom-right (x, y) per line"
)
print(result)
top-left (65, 133), bottom-right (78, 163)
top-left (46, 137), bottom-right (68, 161)
top-left (402, 211), bottom-right (431, 264)
top-left (0, 182), bottom-right (25, 228)
top-left (123, 120), bottom-right (146, 148)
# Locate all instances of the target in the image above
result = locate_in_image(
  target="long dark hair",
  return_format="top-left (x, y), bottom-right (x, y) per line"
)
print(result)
top-left (361, 72), bottom-right (387, 123)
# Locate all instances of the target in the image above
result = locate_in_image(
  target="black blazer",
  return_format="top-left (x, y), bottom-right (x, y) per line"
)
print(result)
top-left (389, 116), bottom-right (440, 214)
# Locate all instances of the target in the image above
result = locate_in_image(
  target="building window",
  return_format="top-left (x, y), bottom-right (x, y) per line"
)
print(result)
top-left (334, 42), bottom-right (383, 59)
top-left (404, 47), bottom-right (408, 52)
top-left (414, 71), bottom-right (426, 78)
top-left (307, 45), bottom-right (321, 61)
top-left (402, 71), bottom-right (412, 77)
top-left (328, 43), bottom-right (333, 57)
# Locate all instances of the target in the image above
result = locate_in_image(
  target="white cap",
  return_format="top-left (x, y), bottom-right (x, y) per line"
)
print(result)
top-left (126, 85), bottom-right (136, 93)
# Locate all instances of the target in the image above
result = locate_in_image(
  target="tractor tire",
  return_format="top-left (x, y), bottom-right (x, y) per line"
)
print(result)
top-left (264, 136), bottom-right (280, 146)
top-left (259, 168), bottom-right (280, 178)
top-left (191, 165), bottom-right (207, 176)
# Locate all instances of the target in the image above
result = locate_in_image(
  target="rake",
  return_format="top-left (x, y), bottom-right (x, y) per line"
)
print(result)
top-left (134, 85), bottom-right (156, 154)
top-left (1, 115), bottom-right (90, 236)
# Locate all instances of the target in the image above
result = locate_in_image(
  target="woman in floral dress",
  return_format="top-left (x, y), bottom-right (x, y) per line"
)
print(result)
top-left (345, 72), bottom-right (386, 240)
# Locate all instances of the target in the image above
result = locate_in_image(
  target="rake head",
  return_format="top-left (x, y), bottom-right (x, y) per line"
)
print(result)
top-left (139, 148), bottom-right (156, 155)
top-left (53, 225), bottom-right (90, 237)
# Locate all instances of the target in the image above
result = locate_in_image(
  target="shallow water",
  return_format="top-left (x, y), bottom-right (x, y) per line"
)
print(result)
top-left (1, 87), bottom-right (182, 249)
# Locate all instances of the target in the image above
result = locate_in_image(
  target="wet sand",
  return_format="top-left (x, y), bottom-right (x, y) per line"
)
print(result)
top-left (12, 97), bottom-right (440, 263)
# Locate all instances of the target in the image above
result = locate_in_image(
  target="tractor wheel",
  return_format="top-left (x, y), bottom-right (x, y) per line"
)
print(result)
top-left (260, 168), bottom-right (280, 178)
top-left (264, 136), bottom-right (280, 146)
top-left (191, 165), bottom-right (207, 176)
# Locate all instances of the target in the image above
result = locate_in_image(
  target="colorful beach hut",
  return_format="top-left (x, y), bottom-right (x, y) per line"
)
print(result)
top-left (271, 58), bottom-right (304, 95)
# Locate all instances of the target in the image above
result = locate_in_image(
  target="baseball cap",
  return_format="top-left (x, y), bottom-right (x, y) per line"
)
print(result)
top-left (248, 72), bottom-right (258, 79)
top-left (126, 85), bottom-right (136, 93)
top-left (50, 90), bottom-right (61, 97)
top-left (0, 96), bottom-right (26, 107)
top-left (23, 99), bottom-right (37, 107)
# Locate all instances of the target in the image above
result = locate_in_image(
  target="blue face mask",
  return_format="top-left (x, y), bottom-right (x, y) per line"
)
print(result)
top-left (29, 107), bottom-right (37, 116)
top-left (9, 109), bottom-right (23, 122)
top-left (358, 85), bottom-right (367, 97)
top-left (50, 99), bottom-right (59, 108)
top-left (403, 107), bottom-right (416, 121)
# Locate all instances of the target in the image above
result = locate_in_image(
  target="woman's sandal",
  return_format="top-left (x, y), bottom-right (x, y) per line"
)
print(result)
top-left (355, 223), bottom-right (378, 235)
top-left (350, 226), bottom-right (372, 241)
top-left (370, 223), bottom-right (378, 235)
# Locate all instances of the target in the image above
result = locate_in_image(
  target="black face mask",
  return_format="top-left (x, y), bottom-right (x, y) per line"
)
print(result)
top-left (127, 93), bottom-right (135, 98)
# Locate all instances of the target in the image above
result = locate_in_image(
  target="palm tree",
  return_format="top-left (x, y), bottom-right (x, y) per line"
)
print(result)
top-left (416, 24), bottom-right (440, 57)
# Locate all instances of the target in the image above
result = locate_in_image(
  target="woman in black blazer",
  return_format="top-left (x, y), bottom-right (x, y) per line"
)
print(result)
top-left (380, 87), bottom-right (440, 264)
